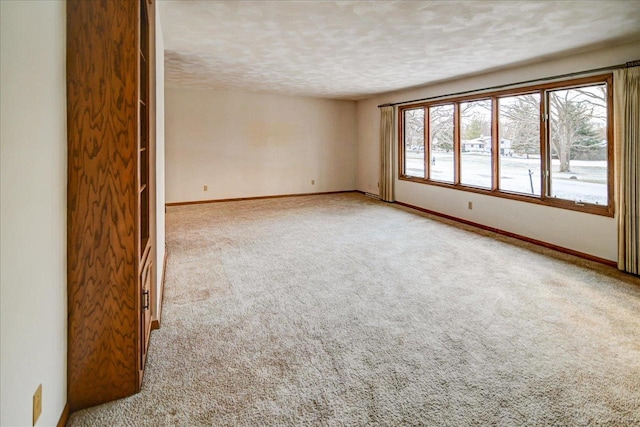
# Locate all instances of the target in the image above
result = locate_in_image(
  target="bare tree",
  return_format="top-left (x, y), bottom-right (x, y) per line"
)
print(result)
top-left (404, 109), bottom-right (424, 149)
top-left (549, 85), bottom-right (606, 172)
top-left (460, 100), bottom-right (492, 142)
top-left (499, 94), bottom-right (540, 158)
top-left (429, 105), bottom-right (454, 152)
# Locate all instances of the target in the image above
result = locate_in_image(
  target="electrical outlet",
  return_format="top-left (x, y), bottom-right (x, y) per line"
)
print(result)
top-left (311, 180), bottom-right (315, 185)
top-left (33, 384), bottom-right (42, 426)
top-left (203, 185), bottom-right (208, 192)
top-left (468, 201), bottom-right (473, 210)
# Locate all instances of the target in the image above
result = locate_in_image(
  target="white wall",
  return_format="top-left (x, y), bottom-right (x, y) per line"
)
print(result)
top-left (357, 41), bottom-right (640, 262)
top-left (165, 88), bottom-right (357, 203)
top-left (0, 1), bottom-right (67, 425)
top-left (155, 1), bottom-right (166, 318)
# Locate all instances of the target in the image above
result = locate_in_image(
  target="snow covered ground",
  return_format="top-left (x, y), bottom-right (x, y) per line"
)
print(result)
top-left (404, 151), bottom-right (607, 206)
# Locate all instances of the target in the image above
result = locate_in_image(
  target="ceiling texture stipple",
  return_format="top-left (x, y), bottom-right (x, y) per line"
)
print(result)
top-left (159, 0), bottom-right (640, 100)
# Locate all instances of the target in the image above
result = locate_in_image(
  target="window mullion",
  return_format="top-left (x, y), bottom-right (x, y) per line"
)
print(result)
top-left (454, 103), bottom-right (461, 185)
top-left (399, 109), bottom-right (405, 177)
top-left (606, 76), bottom-right (614, 215)
top-left (424, 107), bottom-right (429, 180)
top-left (540, 89), bottom-right (549, 201)
top-left (492, 97), bottom-right (499, 191)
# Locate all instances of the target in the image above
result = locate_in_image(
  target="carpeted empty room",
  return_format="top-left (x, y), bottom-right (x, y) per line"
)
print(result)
top-left (69, 193), bottom-right (640, 426)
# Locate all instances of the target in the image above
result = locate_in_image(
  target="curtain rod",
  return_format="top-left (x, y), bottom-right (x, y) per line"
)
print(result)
top-left (378, 59), bottom-right (639, 108)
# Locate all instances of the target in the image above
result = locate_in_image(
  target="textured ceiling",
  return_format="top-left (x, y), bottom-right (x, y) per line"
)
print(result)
top-left (159, 0), bottom-right (640, 100)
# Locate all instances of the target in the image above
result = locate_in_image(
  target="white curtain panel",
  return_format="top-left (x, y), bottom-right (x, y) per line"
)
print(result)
top-left (615, 66), bottom-right (640, 274)
top-left (379, 106), bottom-right (395, 202)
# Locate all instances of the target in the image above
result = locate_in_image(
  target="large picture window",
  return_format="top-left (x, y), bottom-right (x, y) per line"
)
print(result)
top-left (498, 93), bottom-right (541, 196)
top-left (429, 104), bottom-right (454, 183)
top-left (460, 99), bottom-right (493, 189)
top-left (398, 74), bottom-right (613, 216)
top-left (403, 108), bottom-right (425, 179)
top-left (547, 83), bottom-right (609, 206)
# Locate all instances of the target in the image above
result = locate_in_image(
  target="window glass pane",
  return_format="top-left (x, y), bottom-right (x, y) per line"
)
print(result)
top-left (460, 99), bottom-right (492, 188)
top-left (498, 93), bottom-right (541, 195)
top-left (548, 84), bottom-right (608, 205)
top-left (429, 104), bottom-right (454, 183)
top-left (403, 108), bottom-right (425, 178)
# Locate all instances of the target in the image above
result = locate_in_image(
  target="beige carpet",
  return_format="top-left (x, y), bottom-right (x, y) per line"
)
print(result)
top-left (69, 193), bottom-right (640, 426)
